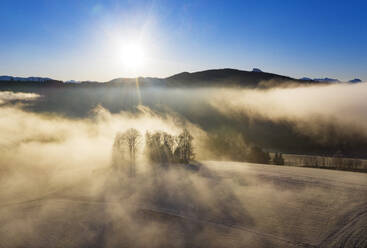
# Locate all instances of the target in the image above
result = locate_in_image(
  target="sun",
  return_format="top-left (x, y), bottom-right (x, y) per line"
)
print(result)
top-left (121, 43), bottom-right (145, 69)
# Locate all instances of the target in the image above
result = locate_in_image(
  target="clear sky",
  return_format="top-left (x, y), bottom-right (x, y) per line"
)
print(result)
top-left (0, 0), bottom-right (366, 81)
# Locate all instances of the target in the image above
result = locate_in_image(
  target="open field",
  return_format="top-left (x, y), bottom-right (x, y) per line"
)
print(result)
top-left (1, 161), bottom-right (366, 248)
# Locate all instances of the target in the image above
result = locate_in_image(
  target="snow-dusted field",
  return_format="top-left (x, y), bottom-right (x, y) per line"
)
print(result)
top-left (204, 161), bottom-right (367, 247)
top-left (1, 161), bottom-right (366, 248)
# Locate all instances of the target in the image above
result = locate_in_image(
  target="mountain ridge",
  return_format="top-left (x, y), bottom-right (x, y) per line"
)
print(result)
top-left (1, 69), bottom-right (363, 87)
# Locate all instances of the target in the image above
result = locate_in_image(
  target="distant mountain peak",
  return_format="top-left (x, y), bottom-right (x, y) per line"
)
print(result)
top-left (65, 80), bottom-right (81, 84)
top-left (313, 77), bottom-right (340, 83)
top-left (299, 77), bottom-right (312, 81)
top-left (300, 76), bottom-right (363, 83)
top-left (348, 78), bottom-right (362, 83)
top-left (252, 68), bottom-right (263, 72)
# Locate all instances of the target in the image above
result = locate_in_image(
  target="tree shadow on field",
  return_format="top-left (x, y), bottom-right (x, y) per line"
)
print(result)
top-left (97, 164), bottom-right (256, 247)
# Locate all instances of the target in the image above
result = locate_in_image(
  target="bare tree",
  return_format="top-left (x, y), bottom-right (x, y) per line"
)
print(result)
top-left (112, 132), bottom-right (128, 173)
top-left (162, 132), bottom-right (175, 163)
top-left (145, 131), bottom-right (163, 164)
top-left (113, 128), bottom-right (141, 177)
top-left (174, 129), bottom-right (194, 164)
top-left (123, 128), bottom-right (141, 176)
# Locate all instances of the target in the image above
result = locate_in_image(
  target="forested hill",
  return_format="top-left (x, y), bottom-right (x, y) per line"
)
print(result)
top-left (164, 68), bottom-right (312, 87)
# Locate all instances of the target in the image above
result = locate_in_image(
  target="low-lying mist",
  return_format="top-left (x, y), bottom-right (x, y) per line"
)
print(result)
top-left (1, 85), bottom-right (367, 247)
top-left (212, 82), bottom-right (367, 139)
top-left (4, 81), bottom-right (367, 158)
top-left (0, 95), bottom-right (263, 247)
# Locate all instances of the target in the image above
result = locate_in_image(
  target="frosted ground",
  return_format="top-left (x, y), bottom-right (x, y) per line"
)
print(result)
top-left (1, 161), bottom-right (366, 248)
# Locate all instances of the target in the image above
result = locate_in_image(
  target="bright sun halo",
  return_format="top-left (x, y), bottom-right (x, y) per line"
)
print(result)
top-left (121, 43), bottom-right (145, 69)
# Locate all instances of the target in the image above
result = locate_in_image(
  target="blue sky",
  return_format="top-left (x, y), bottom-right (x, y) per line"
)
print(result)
top-left (0, 0), bottom-right (366, 81)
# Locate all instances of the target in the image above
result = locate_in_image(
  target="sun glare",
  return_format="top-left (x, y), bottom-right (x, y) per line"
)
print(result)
top-left (121, 43), bottom-right (145, 69)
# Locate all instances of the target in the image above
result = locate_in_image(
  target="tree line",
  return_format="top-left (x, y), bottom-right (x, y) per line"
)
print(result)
top-left (112, 127), bottom-right (287, 177)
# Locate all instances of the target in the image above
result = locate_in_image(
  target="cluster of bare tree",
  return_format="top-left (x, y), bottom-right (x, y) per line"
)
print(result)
top-left (145, 129), bottom-right (194, 165)
top-left (112, 128), bottom-right (195, 176)
top-left (272, 152), bottom-right (284, 165)
top-left (244, 147), bottom-right (284, 165)
top-left (246, 146), bottom-right (271, 164)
